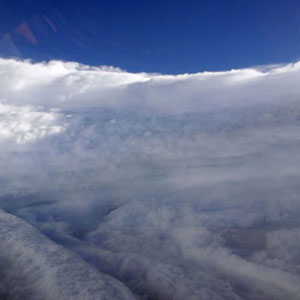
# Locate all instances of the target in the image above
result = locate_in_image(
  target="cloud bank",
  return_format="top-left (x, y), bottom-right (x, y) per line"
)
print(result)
top-left (1, 58), bottom-right (300, 299)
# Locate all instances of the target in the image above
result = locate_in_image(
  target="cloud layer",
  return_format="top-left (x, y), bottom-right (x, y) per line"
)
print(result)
top-left (1, 58), bottom-right (300, 299)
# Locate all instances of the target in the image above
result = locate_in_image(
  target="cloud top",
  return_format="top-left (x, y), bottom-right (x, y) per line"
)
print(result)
top-left (1, 58), bottom-right (300, 113)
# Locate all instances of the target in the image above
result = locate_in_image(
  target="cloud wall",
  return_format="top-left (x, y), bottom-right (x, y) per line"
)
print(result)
top-left (1, 58), bottom-right (300, 299)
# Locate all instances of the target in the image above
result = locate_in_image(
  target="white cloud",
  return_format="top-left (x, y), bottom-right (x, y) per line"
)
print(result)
top-left (1, 58), bottom-right (300, 112)
top-left (0, 103), bottom-right (65, 143)
top-left (1, 58), bottom-right (300, 299)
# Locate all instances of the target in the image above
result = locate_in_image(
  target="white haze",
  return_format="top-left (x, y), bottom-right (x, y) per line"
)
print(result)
top-left (0, 58), bottom-right (300, 299)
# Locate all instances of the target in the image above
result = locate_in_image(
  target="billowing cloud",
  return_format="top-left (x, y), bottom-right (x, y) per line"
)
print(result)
top-left (0, 58), bottom-right (300, 299)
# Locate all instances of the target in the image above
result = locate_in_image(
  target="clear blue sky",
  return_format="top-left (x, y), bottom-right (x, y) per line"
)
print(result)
top-left (1, 0), bottom-right (300, 73)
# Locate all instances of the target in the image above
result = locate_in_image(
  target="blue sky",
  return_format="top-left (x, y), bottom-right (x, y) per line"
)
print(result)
top-left (1, 0), bottom-right (300, 73)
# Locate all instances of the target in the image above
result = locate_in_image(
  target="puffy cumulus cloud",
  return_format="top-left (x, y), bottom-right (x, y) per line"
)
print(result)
top-left (1, 58), bottom-right (300, 299)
